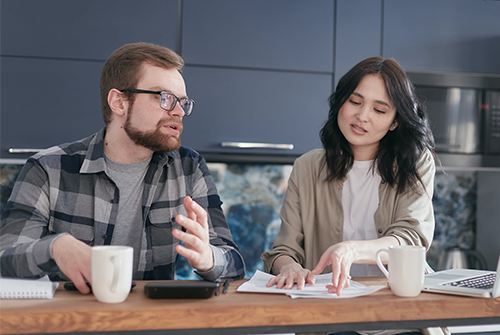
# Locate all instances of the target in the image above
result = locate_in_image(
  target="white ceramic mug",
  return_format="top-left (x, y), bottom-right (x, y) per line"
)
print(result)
top-left (376, 245), bottom-right (425, 297)
top-left (91, 246), bottom-right (133, 303)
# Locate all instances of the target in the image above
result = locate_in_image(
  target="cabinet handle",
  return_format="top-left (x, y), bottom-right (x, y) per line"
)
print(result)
top-left (8, 148), bottom-right (43, 154)
top-left (434, 143), bottom-right (462, 150)
top-left (221, 142), bottom-right (294, 150)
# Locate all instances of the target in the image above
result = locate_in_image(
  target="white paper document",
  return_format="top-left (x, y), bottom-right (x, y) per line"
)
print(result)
top-left (0, 275), bottom-right (59, 299)
top-left (237, 270), bottom-right (385, 299)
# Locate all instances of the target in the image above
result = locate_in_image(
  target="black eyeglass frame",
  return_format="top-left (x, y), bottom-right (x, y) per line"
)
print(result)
top-left (120, 88), bottom-right (194, 116)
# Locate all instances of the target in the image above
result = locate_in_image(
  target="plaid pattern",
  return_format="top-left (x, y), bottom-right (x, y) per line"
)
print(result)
top-left (0, 128), bottom-right (245, 281)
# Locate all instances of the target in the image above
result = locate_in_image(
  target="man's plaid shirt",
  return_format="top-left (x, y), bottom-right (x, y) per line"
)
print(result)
top-left (0, 128), bottom-right (245, 281)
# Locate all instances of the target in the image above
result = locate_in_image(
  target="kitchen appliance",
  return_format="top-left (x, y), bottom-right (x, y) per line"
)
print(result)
top-left (406, 71), bottom-right (500, 167)
top-left (438, 246), bottom-right (488, 270)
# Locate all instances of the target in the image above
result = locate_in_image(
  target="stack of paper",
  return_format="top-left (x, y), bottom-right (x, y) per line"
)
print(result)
top-left (237, 270), bottom-right (385, 299)
top-left (0, 275), bottom-right (59, 299)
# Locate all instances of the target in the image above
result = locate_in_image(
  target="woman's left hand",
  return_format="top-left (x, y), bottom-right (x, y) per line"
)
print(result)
top-left (311, 241), bottom-right (357, 296)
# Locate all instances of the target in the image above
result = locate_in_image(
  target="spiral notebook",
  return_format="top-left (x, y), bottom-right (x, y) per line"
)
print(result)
top-left (0, 276), bottom-right (59, 299)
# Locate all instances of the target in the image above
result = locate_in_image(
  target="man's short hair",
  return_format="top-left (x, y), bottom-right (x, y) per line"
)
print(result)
top-left (100, 42), bottom-right (185, 124)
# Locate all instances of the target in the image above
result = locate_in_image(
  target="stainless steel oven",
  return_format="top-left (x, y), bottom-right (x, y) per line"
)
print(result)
top-left (407, 71), bottom-right (500, 167)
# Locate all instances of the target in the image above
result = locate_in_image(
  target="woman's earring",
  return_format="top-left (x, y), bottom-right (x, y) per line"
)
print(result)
top-left (390, 125), bottom-right (396, 131)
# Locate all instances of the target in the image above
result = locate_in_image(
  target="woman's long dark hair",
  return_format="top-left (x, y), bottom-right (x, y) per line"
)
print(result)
top-left (319, 57), bottom-right (435, 195)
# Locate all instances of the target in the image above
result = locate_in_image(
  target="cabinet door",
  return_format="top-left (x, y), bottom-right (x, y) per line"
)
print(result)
top-left (477, 172), bottom-right (500, 271)
top-left (182, 0), bottom-right (334, 73)
top-left (1, 0), bottom-right (179, 60)
top-left (1, 57), bottom-right (104, 158)
top-left (383, 0), bottom-right (500, 74)
top-left (334, 0), bottom-right (382, 87)
top-left (180, 66), bottom-right (332, 156)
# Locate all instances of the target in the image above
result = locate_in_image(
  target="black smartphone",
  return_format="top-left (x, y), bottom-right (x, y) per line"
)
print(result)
top-left (144, 281), bottom-right (219, 299)
top-left (63, 281), bottom-right (136, 293)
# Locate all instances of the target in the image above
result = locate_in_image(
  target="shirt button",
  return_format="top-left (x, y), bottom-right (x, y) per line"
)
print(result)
top-left (378, 229), bottom-right (382, 234)
top-left (102, 234), bottom-right (108, 239)
top-left (171, 216), bottom-right (176, 222)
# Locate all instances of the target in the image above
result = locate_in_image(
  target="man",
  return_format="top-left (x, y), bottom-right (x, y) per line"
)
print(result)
top-left (0, 42), bottom-right (245, 293)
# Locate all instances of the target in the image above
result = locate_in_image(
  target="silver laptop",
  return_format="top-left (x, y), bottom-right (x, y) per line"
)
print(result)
top-left (423, 253), bottom-right (500, 298)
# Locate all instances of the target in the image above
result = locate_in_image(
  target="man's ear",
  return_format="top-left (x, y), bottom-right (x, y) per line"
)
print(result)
top-left (107, 89), bottom-right (128, 117)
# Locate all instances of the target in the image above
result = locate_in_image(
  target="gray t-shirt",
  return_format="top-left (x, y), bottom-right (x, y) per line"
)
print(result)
top-left (105, 154), bottom-right (151, 278)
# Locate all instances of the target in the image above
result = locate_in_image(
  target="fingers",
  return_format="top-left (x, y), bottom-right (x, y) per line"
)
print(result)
top-left (313, 243), bottom-right (355, 296)
top-left (331, 256), bottom-right (342, 287)
top-left (266, 270), bottom-right (315, 290)
top-left (173, 227), bottom-right (205, 249)
top-left (328, 258), bottom-right (351, 296)
top-left (275, 273), bottom-right (295, 289)
top-left (72, 272), bottom-right (91, 294)
top-left (175, 197), bottom-right (210, 248)
top-left (175, 243), bottom-right (203, 264)
top-left (311, 251), bottom-right (330, 275)
top-left (326, 275), bottom-right (351, 296)
top-left (306, 271), bottom-right (316, 286)
top-left (173, 217), bottom-right (207, 245)
top-left (296, 275), bottom-right (306, 290)
top-left (52, 235), bottom-right (92, 294)
top-left (183, 196), bottom-right (208, 229)
top-left (174, 196), bottom-right (213, 272)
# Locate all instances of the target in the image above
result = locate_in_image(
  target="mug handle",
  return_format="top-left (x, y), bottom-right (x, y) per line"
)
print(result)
top-left (110, 255), bottom-right (122, 293)
top-left (376, 249), bottom-right (390, 279)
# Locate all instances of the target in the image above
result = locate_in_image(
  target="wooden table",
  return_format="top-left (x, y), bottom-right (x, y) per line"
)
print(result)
top-left (1, 277), bottom-right (499, 335)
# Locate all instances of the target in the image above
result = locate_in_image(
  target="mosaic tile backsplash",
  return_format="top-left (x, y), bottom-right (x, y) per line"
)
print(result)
top-left (0, 162), bottom-right (476, 279)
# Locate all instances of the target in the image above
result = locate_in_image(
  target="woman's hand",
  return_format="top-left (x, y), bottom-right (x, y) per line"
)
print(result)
top-left (266, 257), bottom-right (315, 289)
top-left (311, 241), bottom-right (357, 296)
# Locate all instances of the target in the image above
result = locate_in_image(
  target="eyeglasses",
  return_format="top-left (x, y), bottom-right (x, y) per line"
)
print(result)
top-left (120, 89), bottom-right (195, 116)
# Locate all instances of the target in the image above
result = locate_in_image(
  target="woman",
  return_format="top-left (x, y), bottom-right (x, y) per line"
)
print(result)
top-left (261, 57), bottom-right (437, 298)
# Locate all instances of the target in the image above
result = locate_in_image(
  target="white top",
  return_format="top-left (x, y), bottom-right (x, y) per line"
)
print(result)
top-left (342, 159), bottom-right (383, 277)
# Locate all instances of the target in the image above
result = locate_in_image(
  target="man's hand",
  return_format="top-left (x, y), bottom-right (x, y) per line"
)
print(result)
top-left (52, 234), bottom-right (92, 294)
top-left (173, 196), bottom-right (214, 272)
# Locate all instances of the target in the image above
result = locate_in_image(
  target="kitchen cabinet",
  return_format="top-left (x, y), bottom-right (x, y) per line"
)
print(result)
top-left (3, 0), bottom-right (500, 161)
top-left (0, 0), bottom-right (179, 159)
top-left (334, 0), bottom-right (382, 87)
top-left (182, 0), bottom-right (334, 73)
top-left (180, 66), bottom-right (332, 156)
top-left (0, 57), bottom-right (104, 158)
top-left (383, 0), bottom-right (500, 74)
top-left (180, 0), bottom-right (334, 158)
top-left (476, 171), bottom-right (500, 271)
top-left (1, 0), bottom-right (178, 60)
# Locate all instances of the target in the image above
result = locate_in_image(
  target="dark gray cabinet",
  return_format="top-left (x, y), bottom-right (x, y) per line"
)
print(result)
top-left (0, 0), bottom-right (179, 159)
top-left (1, 0), bottom-right (179, 60)
top-left (477, 171), bottom-right (500, 271)
top-left (180, 0), bottom-right (335, 158)
top-left (3, 0), bottom-right (500, 160)
top-left (383, 0), bottom-right (500, 74)
top-left (182, 0), bottom-right (334, 73)
top-left (1, 57), bottom-right (104, 157)
top-left (334, 0), bottom-right (382, 87)
top-left (181, 66), bottom-right (332, 156)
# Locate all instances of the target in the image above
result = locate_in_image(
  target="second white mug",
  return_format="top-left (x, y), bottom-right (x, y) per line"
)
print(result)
top-left (376, 245), bottom-right (425, 297)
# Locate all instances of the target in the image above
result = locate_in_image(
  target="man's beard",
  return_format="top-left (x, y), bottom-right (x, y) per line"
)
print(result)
top-left (124, 114), bottom-right (182, 152)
